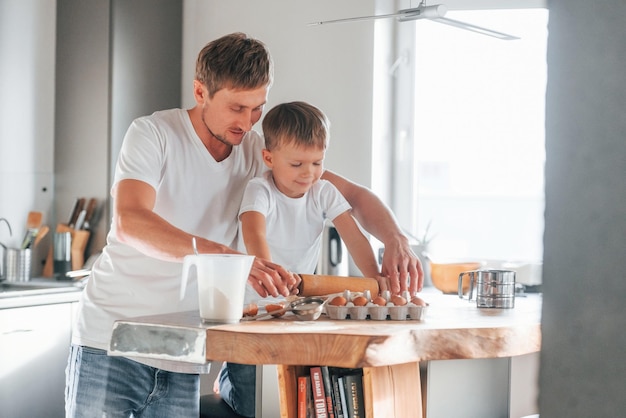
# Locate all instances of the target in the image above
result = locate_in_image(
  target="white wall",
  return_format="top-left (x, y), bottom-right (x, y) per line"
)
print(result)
top-left (182, 0), bottom-right (379, 189)
top-left (0, 0), bottom-right (56, 272)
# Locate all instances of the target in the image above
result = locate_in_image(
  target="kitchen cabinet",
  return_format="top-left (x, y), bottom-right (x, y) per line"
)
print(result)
top-left (54, 0), bottom-right (183, 256)
top-left (0, 301), bottom-right (77, 417)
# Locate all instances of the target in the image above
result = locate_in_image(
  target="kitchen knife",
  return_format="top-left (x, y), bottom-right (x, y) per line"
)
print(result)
top-left (67, 198), bottom-right (79, 226)
top-left (82, 198), bottom-right (98, 230)
top-left (68, 198), bottom-right (85, 228)
top-left (74, 209), bottom-right (87, 230)
top-left (296, 274), bottom-right (380, 297)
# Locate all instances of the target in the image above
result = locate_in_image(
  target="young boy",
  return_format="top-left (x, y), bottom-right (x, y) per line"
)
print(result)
top-left (239, 101), bottom-right (382, 296)
top-left (217, 101), bottom-right (383, 415)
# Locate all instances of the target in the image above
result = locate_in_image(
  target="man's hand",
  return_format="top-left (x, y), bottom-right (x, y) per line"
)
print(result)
top-left (380, 236), bottom-right (423, 295)
top-left (321, 170), bottom-right (424, 296)
top-left (248, 258), bottom-right (301, 298)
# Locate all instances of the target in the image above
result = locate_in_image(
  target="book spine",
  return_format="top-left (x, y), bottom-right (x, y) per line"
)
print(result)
top-left (342, 373), bottom-right (365, 418)
top-left (298, 375), bottom-right (310, 418)
top-left (337, 376), bottom-right (349, 417)
top-left (310, 366), bottom-right (329, 418)
top-left (330, 372), bottom-right (344, 418)
top-left (320, 366), bottom-right (336, 418)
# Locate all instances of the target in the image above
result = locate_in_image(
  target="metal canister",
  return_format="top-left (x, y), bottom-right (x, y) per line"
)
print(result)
top-left (5, 248), bottom-right (32, 282)
top-left (459, 269), bottom-right (516, 309)
top-left (53, 231), bottom-right (72, 278)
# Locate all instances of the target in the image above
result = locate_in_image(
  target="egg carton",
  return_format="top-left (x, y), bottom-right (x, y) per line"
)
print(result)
top-left (323, 290), bottom-right (428, 321)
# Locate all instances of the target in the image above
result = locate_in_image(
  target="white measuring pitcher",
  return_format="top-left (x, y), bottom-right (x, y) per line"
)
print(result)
top-left (180, 254), bottom-right (254, 323)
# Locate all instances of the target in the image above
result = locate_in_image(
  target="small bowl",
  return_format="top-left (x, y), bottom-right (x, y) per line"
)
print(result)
top-left (291, 297), bottom-right (325, 321)
top-left (430, 261), bottom-right (482, 294)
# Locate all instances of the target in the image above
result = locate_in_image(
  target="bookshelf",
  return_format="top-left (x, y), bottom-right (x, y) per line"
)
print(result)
top-left (278, 363), bottom-right (422, 418)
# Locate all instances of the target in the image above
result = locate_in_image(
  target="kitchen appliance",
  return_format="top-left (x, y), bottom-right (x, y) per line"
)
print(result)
top-left (316, 223), bottom-right (349, 276)
top-left (458, 269), bottom-right (516, 309)
top-left (309, 1), bottom-right (519, 40)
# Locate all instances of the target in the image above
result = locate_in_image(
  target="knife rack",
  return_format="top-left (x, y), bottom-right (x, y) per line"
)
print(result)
top-left (42, 223), bottom-right (90, 277)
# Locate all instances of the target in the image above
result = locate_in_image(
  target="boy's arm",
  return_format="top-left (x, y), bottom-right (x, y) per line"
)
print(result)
top-left (240, 210), bottom-right (301, 296)
top-left (240, 211), bottom-right (272, 261)
top-left (331, 211), bottom-right (391, 293)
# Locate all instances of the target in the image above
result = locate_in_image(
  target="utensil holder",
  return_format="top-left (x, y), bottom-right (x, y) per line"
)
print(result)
top-left (43, 224), bottom-right (90, 277)
top-left (5, 248), bottom-right (32, 282)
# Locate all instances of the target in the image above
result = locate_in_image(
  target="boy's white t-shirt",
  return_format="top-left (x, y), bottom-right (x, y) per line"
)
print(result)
top-left (71, 109), bottom-right (267, 353)
top-left (237, 171), bottom-right (351, 303)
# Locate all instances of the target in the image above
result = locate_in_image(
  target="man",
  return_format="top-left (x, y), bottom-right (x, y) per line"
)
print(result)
top-left (65, 32), bottom-right (422, 417)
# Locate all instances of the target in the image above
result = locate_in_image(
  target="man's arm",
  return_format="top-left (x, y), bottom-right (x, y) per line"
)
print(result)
top-left (114, 179), bottom-right (296, 296)
top-left (322, 170), bottom-right (423, 294)
top-left (331, 211), bottom-right (392, 293)
top-left (113, 179), bottom-right (231, 260)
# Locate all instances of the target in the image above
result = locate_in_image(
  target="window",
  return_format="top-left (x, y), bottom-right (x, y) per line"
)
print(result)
top-left (393, 8), bottom-right (548, 262)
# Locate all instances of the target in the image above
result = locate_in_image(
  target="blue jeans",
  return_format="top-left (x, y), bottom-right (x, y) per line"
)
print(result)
top-left (65, 345), bottom-right (199, 417)
top-left (218, 362), bottom-right (256, 417)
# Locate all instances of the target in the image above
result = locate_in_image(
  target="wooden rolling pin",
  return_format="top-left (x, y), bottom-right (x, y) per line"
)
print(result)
top-left (297, 274), bottom-right (379, 297)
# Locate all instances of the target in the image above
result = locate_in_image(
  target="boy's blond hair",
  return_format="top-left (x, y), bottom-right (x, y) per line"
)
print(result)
top-left (262, 101), bottom-right (330, 151)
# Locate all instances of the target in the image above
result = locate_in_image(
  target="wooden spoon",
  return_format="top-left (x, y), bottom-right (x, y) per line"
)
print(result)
top-left (33, 225), bottom-right (49, 248)
top-left (20, 211), bottom-right (44, 248)
top-left (27, 211), bottom-right (43, 229)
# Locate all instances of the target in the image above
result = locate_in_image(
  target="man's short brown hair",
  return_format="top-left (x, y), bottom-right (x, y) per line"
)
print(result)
top-left (195, 32), bottom-right (273, 97)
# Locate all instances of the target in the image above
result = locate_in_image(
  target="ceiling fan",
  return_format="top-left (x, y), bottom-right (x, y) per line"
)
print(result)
top-left (308, 1), bottom-right (519, 41)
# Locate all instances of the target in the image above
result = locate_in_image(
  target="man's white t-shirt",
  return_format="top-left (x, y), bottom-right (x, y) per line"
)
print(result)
top-left (71, 109), bottom-right (267, 354)
top-left (237, 171), bottom-right (351, 303)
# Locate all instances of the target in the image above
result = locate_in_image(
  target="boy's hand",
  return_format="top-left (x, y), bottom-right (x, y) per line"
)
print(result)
top-left (248, 258), bottom-right (300, 298)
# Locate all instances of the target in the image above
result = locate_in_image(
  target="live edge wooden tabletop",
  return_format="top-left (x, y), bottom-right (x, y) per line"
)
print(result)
top-left (108, 291), bottom-right (541, 418)
top-left (203, 291), bottom-right (542, 368)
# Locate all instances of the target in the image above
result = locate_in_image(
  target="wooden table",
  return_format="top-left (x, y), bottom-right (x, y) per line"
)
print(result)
top-left (109, 290), bottom-right (542, 417)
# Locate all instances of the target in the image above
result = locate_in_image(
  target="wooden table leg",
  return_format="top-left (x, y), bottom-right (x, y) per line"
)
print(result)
top-left (363, 362), bottom-right (422, 418)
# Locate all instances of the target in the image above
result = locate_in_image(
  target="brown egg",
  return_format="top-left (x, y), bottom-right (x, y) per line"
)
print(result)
top-left (265, 304), bottom-right (286, 317)
top-left (242, 303), bottom-right (259, 317)
top-left (411, 296), bottom-right (427, 306)
top-left (372, 296), bottom-right (387, 306)
top-left (390, 295), bottom-right (407, 306)
top-left (352, 296), bottom-right (369, 306)
top-left (329, 296), bottom-right (348, 306)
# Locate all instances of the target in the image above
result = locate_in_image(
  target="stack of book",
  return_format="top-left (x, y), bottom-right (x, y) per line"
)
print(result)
top-left (297, 366), bottom-right (365, 418)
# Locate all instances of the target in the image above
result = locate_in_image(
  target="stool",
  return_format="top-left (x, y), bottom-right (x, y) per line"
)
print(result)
top-left (199, 393), bottom-right (246, 418)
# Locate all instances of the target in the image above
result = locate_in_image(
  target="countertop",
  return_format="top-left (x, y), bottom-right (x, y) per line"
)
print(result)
top-left (0, 278), bottom-right (83, 309)
top-left (109, 289), bottom-right (542, 369)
